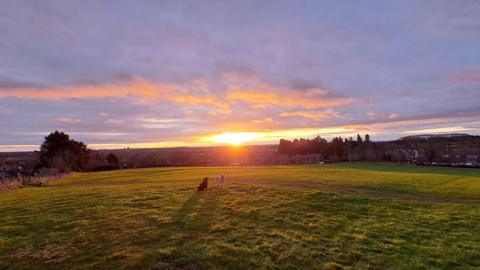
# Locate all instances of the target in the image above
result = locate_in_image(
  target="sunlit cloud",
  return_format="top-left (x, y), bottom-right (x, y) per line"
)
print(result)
top-left (221, 71), bottom-right (356, 109)
top-left (53, 117), bottom-right (81, 123)
top-left (0, 74), bottom-right (352, 112)
top-left (207, 109), bottom-right (232, 115)
top-left (0, 76), bottom-right (223, 109)
top-left (70, 132), bottom-right (130, 137)
top-left (404, 126), bottom-right (477, 135)
top-left (227, 89), bottom-right (354, 109)
top-left (0, 77), bottom-right (158, 99)
top-left (252, 118), bottom-right (274, 124)
top-left (139, 118), bottom-right (194, 129)
top-left (89, 141), bottom-right (193, 150)
top-left (279, 109), bottom-right (342, 120)
top-left (0, 144), bottom-right (39, 152)
top-left (104, 118), bottom-right (124, 124)
top-left (141, 118), bottom-right (188, 123)
top-left (365, 112), bottom-right (379, 120)
top-left (141, 123), bottom-right (179, 129)
top-left (366, 112), bottom-right (400, 121)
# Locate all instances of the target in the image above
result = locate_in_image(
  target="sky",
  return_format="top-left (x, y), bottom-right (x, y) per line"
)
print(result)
top-left (1, 0), bottom-right (480, 151)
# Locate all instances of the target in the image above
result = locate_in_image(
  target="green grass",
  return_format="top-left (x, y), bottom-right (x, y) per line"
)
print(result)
top-left (1, 163), bottom-right (479, 269)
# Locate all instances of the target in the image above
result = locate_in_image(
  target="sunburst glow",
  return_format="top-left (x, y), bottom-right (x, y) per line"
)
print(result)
top-left (205, 132), bottom-right (261, 146)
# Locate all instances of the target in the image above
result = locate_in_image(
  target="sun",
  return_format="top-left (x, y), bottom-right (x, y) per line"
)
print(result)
top-left (207, 132), bottom-right (261, 146)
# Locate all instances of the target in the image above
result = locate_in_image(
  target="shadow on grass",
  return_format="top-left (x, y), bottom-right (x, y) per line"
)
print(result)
top-left (145, 190), bottom-right (222, 269)
top-left (171, 189), bottom-right (220, 230)
top-left (171, 191), bottom-right (203, 228)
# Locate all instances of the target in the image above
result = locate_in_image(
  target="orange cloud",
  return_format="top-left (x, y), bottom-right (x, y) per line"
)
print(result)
top-left (252, 118), bottom-right (274, 124)
top-left (0, 76), bottom-right (225, 109)
top-left (227, 89), bottom-right (353, 109)
top-left (0, 74), bottom-right (353, 112)
top-left (0, 77), bottom-right (158, 99)
top-left (221, 71), bottom-right (355, 109)
top-left (226, 84), bottom-right (354, 109)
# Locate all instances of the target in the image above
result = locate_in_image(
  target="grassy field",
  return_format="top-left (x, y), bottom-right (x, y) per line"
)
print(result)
top-left (1, 163), bottom-right (480, 270)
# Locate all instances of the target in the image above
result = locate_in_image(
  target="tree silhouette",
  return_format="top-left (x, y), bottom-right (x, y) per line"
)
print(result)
top-left (357, 134), bottom-right (363, 144)
top-left (39, 131), bottom-right (90, 172)
top-left (365, 134), bottom-right (371, 143)
top-left (106, 153), bottom-right (119, 167)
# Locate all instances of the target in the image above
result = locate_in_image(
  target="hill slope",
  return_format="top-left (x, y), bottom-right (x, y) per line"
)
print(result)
top-left (1, 163), bottom-right (479, 269)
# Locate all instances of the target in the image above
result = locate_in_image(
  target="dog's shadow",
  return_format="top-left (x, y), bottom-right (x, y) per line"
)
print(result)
top-left (171, 190), bottom-right (220, 229)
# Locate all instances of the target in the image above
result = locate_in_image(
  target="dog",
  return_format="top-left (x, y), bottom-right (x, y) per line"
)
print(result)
top-left (215, 173), bottom-right (225, 186)
top-left (197, 176), bottom-right (208, 191)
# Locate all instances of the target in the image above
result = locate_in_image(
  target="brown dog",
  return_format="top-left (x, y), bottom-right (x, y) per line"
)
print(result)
top-left (197, 176), bottom-right (208, 191)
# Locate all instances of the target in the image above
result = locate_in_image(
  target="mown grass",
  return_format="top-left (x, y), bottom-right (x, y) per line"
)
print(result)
top-left (0, 163), bottom-right (479, 269)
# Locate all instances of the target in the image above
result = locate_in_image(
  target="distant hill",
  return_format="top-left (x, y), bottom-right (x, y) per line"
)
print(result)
top-left (400, 133), bottom-right (477, 140)
top-left (2, 134), bottom-right (480, 170)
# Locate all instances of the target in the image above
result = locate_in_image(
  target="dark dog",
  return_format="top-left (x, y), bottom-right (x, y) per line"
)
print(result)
top-left (197, 176), bottom-right (208, 191)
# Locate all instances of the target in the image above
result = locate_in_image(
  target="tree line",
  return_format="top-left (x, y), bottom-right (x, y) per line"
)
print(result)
top-left (278, 134), bottom-right (375, 162)
top-left (278, 133), bottom-right (480, 165)
top-left (29, 131), bottom-right (480, 173)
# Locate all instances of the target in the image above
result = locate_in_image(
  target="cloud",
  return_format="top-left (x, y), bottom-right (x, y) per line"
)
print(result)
top-left (227, 88), bottom-right (354, 109)
top-left (446, 69), bottom-right (480, 82)
top-left (365, 112), bottom-right (400, 120)
top-left (1, 0), bottom-right (479, 149)
top-left (139, 118), bottom-right (192, 129)
top-left (0, 76), bottom-right (223, 108)
top-left (0, 74), bottom-right (354, 115)
top-left (403, 126), bottom-right (476, 135)
top-left (207, 108), bottom-right (232, 116)
top-left (104, 118), bottom-right (124, 124)
top-left (0, 105), bottom-right (13, 115)
top-left (141, 118), bottom-right (187, 123)
top-left (141, 123), bottom-right (178, 129)
top-left (279, 109), bottom-right (342, 121)
top-left (0, 77), bottom-right (157, 99)
top-left (89, 141), bottom-right (192, 150)
top-left (365, 112), bottom-right (379, 120)
top-left (252, 118), bottom-right (274, 124)
top-left (53, 117), bottom-right (81, 123)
